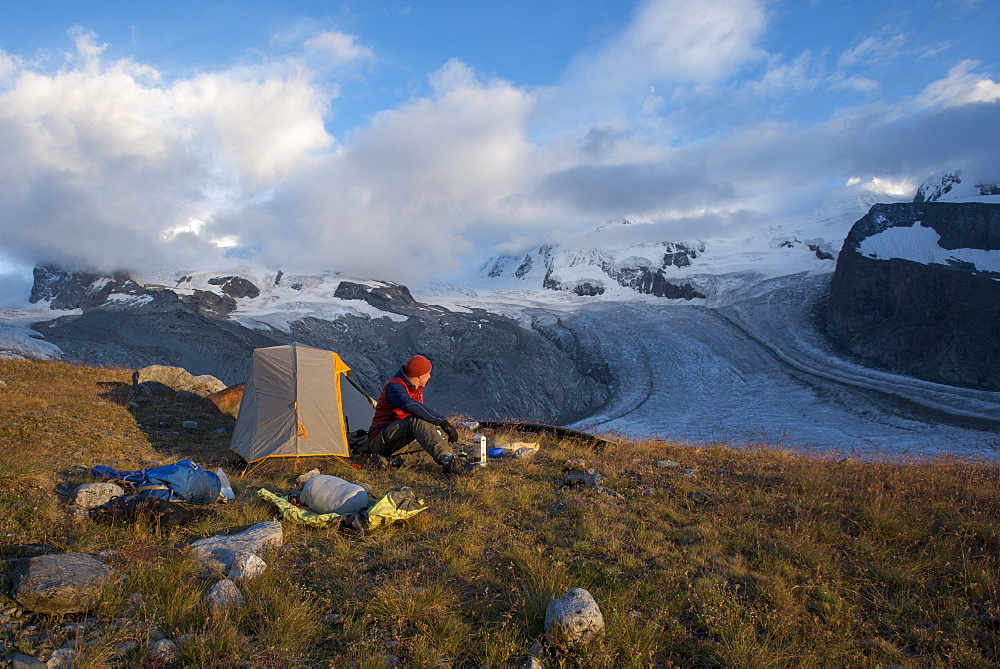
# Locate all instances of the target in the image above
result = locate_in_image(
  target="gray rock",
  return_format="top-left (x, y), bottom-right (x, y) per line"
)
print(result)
top-left (656, 460), bottom-right (680, 468)
top-left (113, 640), bottom-right (138, 657)
top-left (148, 638), bottom-right (179, 660)
top-left (562, 473), bottom-right (603, 488)
top-left (181, 420), bottom-right (199, 430)
top-left (523, 658), bottom-right (544, 669)
top-left (544, 587), bottom-right (604, 649)
top-left (513, 447), bottom-right (537, 459)
top-left (45, 648), bottom-right (74, 669)
top-left (10, 655), bottom-right (47, 669)
top-left (12, 554), bottom-right (114, 614)
top-left (190, 521), bottom-right (283, 575)
top-left (206, 579), bottom-right (245, 611)
top-left (321, 613), bottom-right (345, 625)
top-left (133, 365), bottom-right (227, 397)
top-left (594, 486), bottom-right (624, 499)
top-left (228, 553), bottom-right (267, 583)
top-left (73, 482), bottom-right (124, 509)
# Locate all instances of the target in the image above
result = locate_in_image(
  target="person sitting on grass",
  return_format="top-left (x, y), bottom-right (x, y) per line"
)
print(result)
top-left (361, 354), bottom-right (476, 475)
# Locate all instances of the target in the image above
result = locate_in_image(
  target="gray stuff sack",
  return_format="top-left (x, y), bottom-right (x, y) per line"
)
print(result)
top-left (300, 474), bottom-right (370, 515)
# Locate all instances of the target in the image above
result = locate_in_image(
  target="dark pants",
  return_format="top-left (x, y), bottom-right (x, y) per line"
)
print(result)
top-left (366, 416), bottom-right (452, 464)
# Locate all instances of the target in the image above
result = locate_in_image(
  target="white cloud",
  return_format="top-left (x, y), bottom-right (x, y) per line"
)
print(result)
top-left (838, 34), bottom-right (908, 68)
top-left (303, 31), bottom-right (374, 65)
top-left (0, 30), bottom-right (333, 273)
top-left (564, 0), bottom-right (768, 105)
top-left (223, 59), bottom-right (537, 280)
top-left (914, 59), bottom-right (1000, 109)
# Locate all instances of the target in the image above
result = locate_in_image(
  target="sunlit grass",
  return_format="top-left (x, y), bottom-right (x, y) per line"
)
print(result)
top-left (1, 358), bottom-right (999, 665)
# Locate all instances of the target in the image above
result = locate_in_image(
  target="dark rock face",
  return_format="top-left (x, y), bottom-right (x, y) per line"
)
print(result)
top-left (608, 266), bottom-right (707, 299)
top-left (284, 305), bottom-right (609, 425)
top-left (333, 281), bottom-right (420, 313)
top-left (179, 289), bottom-right (238, 318)
top-left (207, 275), bottom-right (261, 299)
top-left (826, 202), bottom-right (1000, 391)
top-left (29, 266), bottom-right (147, 310)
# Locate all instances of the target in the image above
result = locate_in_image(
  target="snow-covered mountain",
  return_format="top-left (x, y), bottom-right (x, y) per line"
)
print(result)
top-left (475, 193), bottom-right (879, 300)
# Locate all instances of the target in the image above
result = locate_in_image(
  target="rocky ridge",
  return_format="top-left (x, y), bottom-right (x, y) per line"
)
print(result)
top-left (826, 196), bottom-right (1000, 391)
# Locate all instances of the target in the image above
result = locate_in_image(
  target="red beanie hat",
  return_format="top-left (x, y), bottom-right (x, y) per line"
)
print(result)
top-left (404, 354), bottom-right (432, 377)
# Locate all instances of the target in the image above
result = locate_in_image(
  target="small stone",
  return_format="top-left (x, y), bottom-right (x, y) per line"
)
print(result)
top-left (683, 468), bottom-right (698, 477)
top-left (206, 579), bottom-right (245, 611)
top-left (296, 469), bottom-right (321, 485)
top-left (562, 473), bottom-right (603, 487)
top-left (10, 655), bottom-right (46, 669)
top-left (148, 638), bottom-right (179, 660)
top-left (228, 553), bottom-right (266, 583)
top-left (563, 459), bottom-right (587, 470)
top-left (321, 613), bottom-right (345, 625)
top-left (181, 420), bottom-right (199, 430)
top-left (528, 642), bottom-right (543, 656)
top-left (73, 483), bottom-right (124, 509)
top-left (655, 460), bottom-right (680, 468)
top-left (594, 486), bottom-right (624, 499)
top-left (544, 587), bottom-right (604, 650)
top-left (638, 487), bottom-right (656, 496)
top-left (215, 427), bottom-right (228, 434)
top-left (45, 648), bottom-right (74, 669)
top-left (688, 491), bottom-right (712, 505)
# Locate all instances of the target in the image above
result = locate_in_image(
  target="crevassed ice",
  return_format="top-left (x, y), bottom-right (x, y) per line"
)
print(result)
top-left (857, 223), bottom-right (1000, 274)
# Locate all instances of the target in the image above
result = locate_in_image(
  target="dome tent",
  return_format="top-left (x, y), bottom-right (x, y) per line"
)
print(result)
top-left (231, 343), bottom-right (375, 469)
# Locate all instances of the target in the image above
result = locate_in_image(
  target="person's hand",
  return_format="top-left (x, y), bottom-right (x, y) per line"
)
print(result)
top-left (439, 419), bottom-right (459, 444)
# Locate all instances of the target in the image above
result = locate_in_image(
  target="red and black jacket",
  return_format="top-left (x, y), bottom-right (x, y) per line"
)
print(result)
top-left (367, 367), bottom-right (446, 440)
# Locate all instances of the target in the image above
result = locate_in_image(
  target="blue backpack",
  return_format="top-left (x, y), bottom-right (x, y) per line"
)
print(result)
top-left (92, 459), bottom-right (222, 505)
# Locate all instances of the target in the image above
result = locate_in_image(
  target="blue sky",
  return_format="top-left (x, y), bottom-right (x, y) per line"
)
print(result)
top-left (1, 0), bottom-right (998, 304)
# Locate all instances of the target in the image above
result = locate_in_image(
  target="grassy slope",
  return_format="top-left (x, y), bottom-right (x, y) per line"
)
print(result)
top-left (0, 358), bottom-right (999, 667)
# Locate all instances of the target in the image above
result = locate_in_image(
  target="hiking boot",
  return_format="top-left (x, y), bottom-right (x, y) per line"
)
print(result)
top-left (441, 455), bottom-right (477, 476)
top-left (352, 453), bottom-right (403, 470)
